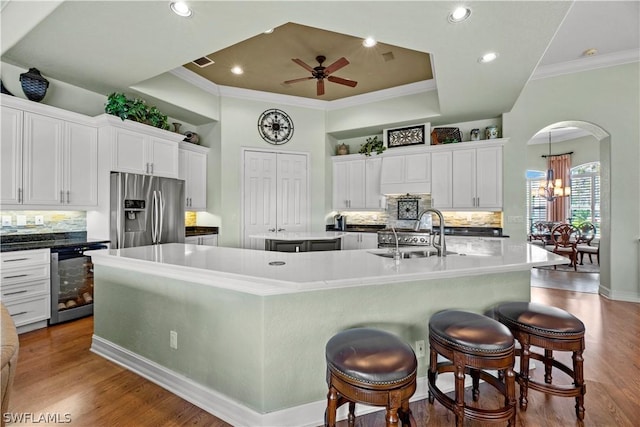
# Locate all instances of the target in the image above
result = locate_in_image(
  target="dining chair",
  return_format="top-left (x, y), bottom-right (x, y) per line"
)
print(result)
top-left (576, 222), bottom-right (599, 265)
top-left (547, 223), bottom-right (579, 271)
top-left (529, 221), bottom-right (550, 247)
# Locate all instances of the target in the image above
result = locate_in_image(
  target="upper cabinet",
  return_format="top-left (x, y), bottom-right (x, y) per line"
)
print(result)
top-left (98, 114), bottom-right (182, 179)
top-left (332, 156), bottom-right (384, 210)
top-left (380, 150), bottom-right (431, 195)
top-left (179, 143), bottom-right (209, 211)
top-left (430, 141), bottom-right (504, 211)
top-left (1, 99), bottom-right (98, 208)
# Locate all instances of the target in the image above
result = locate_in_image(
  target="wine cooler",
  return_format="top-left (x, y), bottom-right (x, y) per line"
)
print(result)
top-left (49, 243), bottom-right (108, 324)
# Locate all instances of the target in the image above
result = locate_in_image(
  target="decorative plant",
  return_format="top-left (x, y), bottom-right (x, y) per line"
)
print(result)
top-left (105, 92), bottom-right (170, 130)
top-left (359, 136), bottom-right (386, 156)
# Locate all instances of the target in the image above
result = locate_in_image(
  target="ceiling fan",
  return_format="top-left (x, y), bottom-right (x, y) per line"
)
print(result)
top-left (284, 55), bottom-right (358, 96)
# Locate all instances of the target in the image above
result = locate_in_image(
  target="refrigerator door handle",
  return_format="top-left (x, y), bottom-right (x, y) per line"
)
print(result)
top-left (157, 191), bottom-right (165, 243)
top-left (151, 190), bottom-right (158, 244)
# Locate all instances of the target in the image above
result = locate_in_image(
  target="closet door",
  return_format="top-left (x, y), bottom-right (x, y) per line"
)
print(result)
top-left (276, 153), bottom-right (308, 233)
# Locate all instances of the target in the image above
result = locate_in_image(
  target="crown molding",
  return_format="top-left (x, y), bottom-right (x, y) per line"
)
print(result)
top-left (170, 67), bottom-right (436, 111)
top-left (531, 48), bottom-right (640, 80)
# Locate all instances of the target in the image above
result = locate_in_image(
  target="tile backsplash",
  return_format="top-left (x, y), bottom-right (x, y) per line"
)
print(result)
top-left (185, 211), bottom-right (197, 227)
top-left (0, 211), bottom-right (86, 236)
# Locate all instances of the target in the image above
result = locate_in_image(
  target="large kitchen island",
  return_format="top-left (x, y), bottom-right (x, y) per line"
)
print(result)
top-left (89, 241), bottom-right (565, 426)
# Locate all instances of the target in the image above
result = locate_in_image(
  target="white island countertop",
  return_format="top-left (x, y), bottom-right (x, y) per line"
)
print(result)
top-left (247, 231), bottom-right (347, 240)
top-left (89, 239), bottom-right (567, 296)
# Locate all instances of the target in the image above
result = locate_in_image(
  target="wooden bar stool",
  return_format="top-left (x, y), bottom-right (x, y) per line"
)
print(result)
top-left (428, 310), bottom-right (516, 427)
top-left (325, 328), bottom-right (417, 427)
top-left (494, 302), bottom-right (586, 420)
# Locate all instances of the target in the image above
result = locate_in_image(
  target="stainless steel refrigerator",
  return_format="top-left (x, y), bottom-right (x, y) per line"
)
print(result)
top-left (110, 172), bottom-right (185, 249)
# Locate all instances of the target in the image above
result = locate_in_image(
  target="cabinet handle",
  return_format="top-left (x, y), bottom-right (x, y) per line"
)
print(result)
top-left (3, 258), bottom-right (28, 263)
top-left (10, 311), bottom-right (28, 317)
top-left (4, 290), bottom-right (28, 296)
top-left (150, 163), bottom-right (154, 174)
top-left (476, 197), bottom-right (479, 207)
top-left (277, 228), bottom-right (285, 232)
top-left (60, 190), bottom-right (64, 203)
top-left (18, 188), bottom-right (22, 203)
top-left (268, 228), bottom-right (276, 232)
top-left (146, 163), bottom-right (149, 174)
top-left (67, 190), bottom-right (70, 204)
top-left (4, 274), bottom-right (29, 279)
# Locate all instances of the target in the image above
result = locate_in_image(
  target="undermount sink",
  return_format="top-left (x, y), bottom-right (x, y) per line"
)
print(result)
top-left (371, 249), bottom-right (458, 259)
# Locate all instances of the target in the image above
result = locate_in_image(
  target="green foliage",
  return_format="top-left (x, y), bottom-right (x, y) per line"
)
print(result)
top-left (105, 93), bottom-right (169, 130)
top-left (359, 136), bottom-right (386, 156)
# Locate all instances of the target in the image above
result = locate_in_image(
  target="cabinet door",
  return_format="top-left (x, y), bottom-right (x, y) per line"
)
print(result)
top-left (431, 151), bottom-right (453, 208)
top-left (360, 233), bottom-right (379, 249)
top-left (187, 151), bottom-right (207, 210)
top-left (185, 236), bottom-right (199, 245)
top-left (1, 106), bottom-right (23, 204)
top-left (341, 233), bottom-right (361, 250)
top-left (365, 158), bottom-right (384, 209)
top-left (22, 113), bottom-right (64, 205)
top-left (347, 160), bottom-right (366, 209)
top-left (64, 122), bottom-right (98, 206)
top-left (452, 149), bottom-right (476, 208)
top-left (380, 156), bottom-right (405, 184)
top-left (112, 128), bottom-right (148, 174)
top-left (200, 234), bottom-right (218, 246)
top-left (405, 152), bottom-right (430, 183)
top-left (475, 146), bottom-right (502, 209)
top-left (149, 137), bottom-right (179, 178)
top-left (333, 161), bottom-right (350, 209)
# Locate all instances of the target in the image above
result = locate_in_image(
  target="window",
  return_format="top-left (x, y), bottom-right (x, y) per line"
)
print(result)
top-left (569, 162), bottom-right (600, 234)
top-left (526, 170), bottom-right (547, 231)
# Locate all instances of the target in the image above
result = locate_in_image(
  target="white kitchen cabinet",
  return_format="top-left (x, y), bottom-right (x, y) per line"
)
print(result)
top-left (0, 249), bottom-right (51, 334)
top-left (185, 234), bottom-right (218, 246)
top-left (1, 104), bottom-right (97, 207)
top-left (430, 150), bottom-right (453, 209)
top-left (451, 146), bottom-right (502, 209)
top-left (332, 156), bottom-right (383, 210)
top-left (179, 143), bottom-right (209, 210)
top-left (380, 152), bottom-right (431, 195)
top-left (341, 232), bottom-right (378, 250)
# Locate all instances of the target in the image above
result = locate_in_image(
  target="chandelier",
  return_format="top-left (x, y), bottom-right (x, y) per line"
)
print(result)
top-left (538, 132), bottom-right (571, 202)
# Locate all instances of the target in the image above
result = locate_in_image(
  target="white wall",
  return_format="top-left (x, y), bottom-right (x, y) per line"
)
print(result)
top-left (527, 135), bottom-right (600, 171)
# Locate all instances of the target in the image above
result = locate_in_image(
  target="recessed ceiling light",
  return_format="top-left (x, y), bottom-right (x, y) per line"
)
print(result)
top-left (264, 28), bottom-right (274, 34)
top-left (170, 2), bottom-right (192, 17)
top-left (479, 52), bottom-right (498, 63)
top-left (583, 48), bottom-right (598, 57)
top-left (231, 66), bottom-right (244, 75)
top-left (448, 6), bottom-right (471, 23)
top-left (363, 37), bottom-right (377, 48)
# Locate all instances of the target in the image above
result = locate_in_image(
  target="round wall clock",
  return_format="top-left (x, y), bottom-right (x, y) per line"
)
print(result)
top-left (257, 109), bottom-right (294, 145)
top-left (398, 199), bottom-right (419, 220)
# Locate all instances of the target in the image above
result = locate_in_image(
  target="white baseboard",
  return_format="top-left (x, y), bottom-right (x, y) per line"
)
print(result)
top-left (599, 285), bottom-right (640, 303)
top-left (91, 335), bottom-right (465, 426)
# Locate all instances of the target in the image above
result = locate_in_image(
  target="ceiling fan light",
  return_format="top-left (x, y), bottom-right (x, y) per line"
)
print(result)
top-left (363, 37), bottom-right (377, 48)
top-left (449, 7), bottom-right (471, 23)
top-left (170, 2), bottom-right (192, 17)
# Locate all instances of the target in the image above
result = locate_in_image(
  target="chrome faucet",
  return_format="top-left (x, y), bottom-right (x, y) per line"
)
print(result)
top-left (414, 208), bottom-right (447, 257)
top-left (390, 226), bottom-right (401, 263)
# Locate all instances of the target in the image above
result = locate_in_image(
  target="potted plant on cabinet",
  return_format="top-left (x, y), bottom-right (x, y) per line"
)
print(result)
top-left (105, 92), bottom-right (170, 130)
top-left (359, 136), bottom-right (386, 156)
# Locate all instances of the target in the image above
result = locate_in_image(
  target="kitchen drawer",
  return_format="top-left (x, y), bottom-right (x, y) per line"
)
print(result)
top-left (0, 278), bottom-right (49, 302)
top-left (0, 263), bottom-right (50, 287)
top-left (0, 248), bottom-right (50, 268)
top-left (3, 293), bottom-right (50, 327)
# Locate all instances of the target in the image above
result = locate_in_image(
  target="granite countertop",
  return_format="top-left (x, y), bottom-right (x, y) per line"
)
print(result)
top-left (0, 232), bottom-right (110, 252)
top-left (185, 226), bottom-right (219, 237)
top-left (248, 231), bottom-right (347, 241)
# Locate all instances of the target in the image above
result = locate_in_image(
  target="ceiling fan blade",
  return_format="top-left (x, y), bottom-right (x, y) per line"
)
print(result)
top-left (327, 75), bottom-right (358, 88)
top-left (324, 57), bottom-right (349, 75)
top-left (284, 76), bottom-right (314, 84)
top-left (292, 58), bottom-right (315, 72)
top-left (317, 79), bottom-right (325, 96)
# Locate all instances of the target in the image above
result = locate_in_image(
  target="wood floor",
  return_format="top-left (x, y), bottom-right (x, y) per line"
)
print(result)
top-left (7, 270), bottom-right (638, 426)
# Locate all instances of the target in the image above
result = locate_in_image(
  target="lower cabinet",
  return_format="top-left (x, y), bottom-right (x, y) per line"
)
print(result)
top-left (0, 249), bottom-right (51, 333)
top-left (185, 234), bottom-right (218, 246)
top-left (265, 239), bottom-right (341, 252)
top-left (341, 232), bottom-right (378, 250)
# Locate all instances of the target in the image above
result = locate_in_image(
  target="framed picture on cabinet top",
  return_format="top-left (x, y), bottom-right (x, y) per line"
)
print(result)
top-left (383, 123), bottom-right (428, 148)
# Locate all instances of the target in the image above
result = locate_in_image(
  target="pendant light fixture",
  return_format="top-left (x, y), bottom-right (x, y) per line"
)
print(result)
top-left (538, 132), bottom-right (571, 201)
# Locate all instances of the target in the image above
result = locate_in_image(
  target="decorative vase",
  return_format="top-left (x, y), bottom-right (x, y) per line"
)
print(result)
top-left (19, 68), bottom-right (49, 102)
top-left (470, 128), bottom-right (480, 141)
top-left (485, 125), bottom-right (499, 139)
top-left (336, 143), bottom-right (349, 155)
top-left (183, 131), bottom-right (200, 145)
top-left (172, 122), bottom-right (182, 133)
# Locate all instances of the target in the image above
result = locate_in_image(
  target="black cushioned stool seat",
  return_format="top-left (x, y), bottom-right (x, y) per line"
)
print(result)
top-left (494, 302), bottom-right (586, 420)
top-left (428, 310), bottom-right (516, 427)
top-left (325, 328), bottom-right (417, 427)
